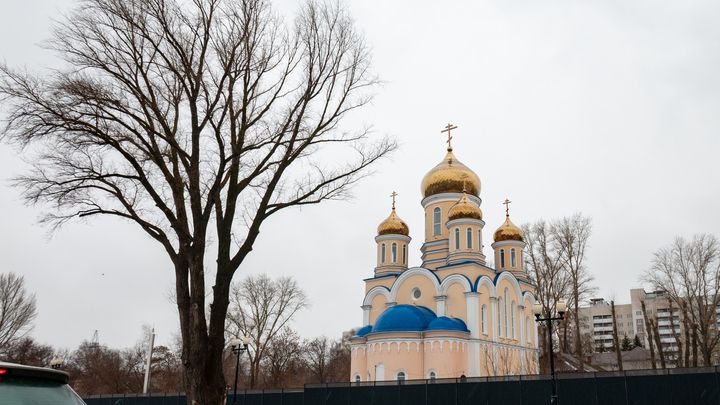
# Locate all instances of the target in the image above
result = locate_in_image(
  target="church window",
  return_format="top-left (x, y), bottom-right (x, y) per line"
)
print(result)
top-left (526, 317), bottom-right (532, 343)
top-left (433, 207), bottom-right (441, 236)
top-left (511, 248), bottom-right (517, 268)
top-left (498, 298), bottom-right (503, 337)
top-left (511, 301), bottom-right (517, 340)
top-left (391, 242), bottom-right (398, 263)
top-left (478, 229), bottom-right (482, 251)
top-left (396, 371), bottom-right (406, 381)
top-left (454, 228), bottom-right (460, 250)
top-left (402, 244), bottom-right (407, 264)
top-left (411, 287), bottom-right (422, 300)
top-left (354, 374), bottom-right (361, 383)
top-left (482, 305), bottom-right (488, 334)
top-left (504, 289), bottom-right (509, 338)
top-left (428, 370), bottom-right (437, 380)
top-left (466, 227), bottom-right (473, 249)
top-left (380, 243), bottom-right (386, 264)
top-left (520, 250), bottom-right (524, 268)
top-left (500, 249), bottom-right (505, 268)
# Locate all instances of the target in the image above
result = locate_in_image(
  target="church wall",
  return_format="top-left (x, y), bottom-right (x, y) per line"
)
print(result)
top-left (369, 294), bottom-right (389, 325)
top-left (394, 274), bottom-right (436, 308)
top-left (365, 277), bottom-right (394, 295)
top-left (364, 340), bottom-right (423, 381)
top-left (350, 346), bottom-right (367, 380)
top-left (444, 283), bottom-right (468, 321)
top-left (423, 201), bottom-right (457, 241)
top-left (424, 340), bottom-right (468, 378)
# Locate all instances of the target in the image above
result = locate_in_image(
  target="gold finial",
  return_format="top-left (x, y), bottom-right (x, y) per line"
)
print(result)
top-left (441, 123), bottom-right (457, 151)
top-left (390, 191), bottom-right (398, 209)
top-left (503, 199), bottom-right (512, 217)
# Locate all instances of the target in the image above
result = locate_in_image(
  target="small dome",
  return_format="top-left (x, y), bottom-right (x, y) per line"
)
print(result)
top-left (372, 305), bottom-right (436, 333)
top-left (494, 215), bottom-right (524, 242)
top-left (421, 149), bottom-right (481, 198)
top-left (377, 208), bottom-right (409, 236)
top-left (447, 191), bottom-right (482, 221)
top-left (426, 316), bottom-right (470, 332)
top-left (354, 325), bottom-right (373, 338)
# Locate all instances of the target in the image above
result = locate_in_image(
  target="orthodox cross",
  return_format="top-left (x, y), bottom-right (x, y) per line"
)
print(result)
top-left (441, 124), bottom-right (457, 150)
top-left (390, 191), bottom-right (398, 209)
top-left (503, 199), bottom-right (512, 216)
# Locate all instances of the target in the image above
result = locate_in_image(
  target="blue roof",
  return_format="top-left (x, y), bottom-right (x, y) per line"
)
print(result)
top-left (426, 316), bottom-right (470, 332)
top-left (372, 305), bottom-right (437, 332)
top-left (354, 325), bottom-right (373, 337)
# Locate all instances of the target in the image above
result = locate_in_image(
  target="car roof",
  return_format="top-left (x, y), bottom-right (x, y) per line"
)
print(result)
top-left (0, 361), bottom-right (70, 384)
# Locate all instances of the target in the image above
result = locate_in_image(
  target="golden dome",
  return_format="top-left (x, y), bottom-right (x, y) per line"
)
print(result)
top-left (377, 208), bottom-right (410, 236)
top-left (448, 191), bottom-right (482, 221)
top-left (494, 215), bottom-right (524, 242)
top-left (421, 149), bottom-right (481, 198)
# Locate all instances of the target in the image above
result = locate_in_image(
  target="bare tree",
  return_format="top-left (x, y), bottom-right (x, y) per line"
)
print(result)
top-left (0, 272), bottom-right (37, 351)
top-left (304, 335), bottom-right (332, 383)
top-left (553, 213), bottom-right (595, 372)
top-left (640, 299), bottom-right (657, 369)
top-left (522, 214), bottom-right (594, 372)
top-left (0, 0), bottom-right (393, 402)
top-left (0, 336), bottom-right (54, 367)
top-left (261, 327), bottom-right (303, 388)
top-left (226, 274), bottom-right (309, 388)
top-left (610, 301), bottom-right (623, 371)
top-left (641, 234), bottom-right (720, 366)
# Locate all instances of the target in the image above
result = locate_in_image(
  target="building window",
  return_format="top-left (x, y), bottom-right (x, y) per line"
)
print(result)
top-left (402, 244), bottom-right (407, 264)
top-left (619, 331), bottom-right (624, 336)
top-left (617, 315), bottom-right (622, 319)
top-left (411, 287), bottom-right (422, 301)
top-left (466, 227), bottom-right (473, 249)
top-left (629, 331), bottom-right (634, 336)
top-left (504, 289), bottom-right (509, 338)
top-left (354, 374), bottom-right (361, 383)
top-left (482, 305), bottom-right (488, 334)
top-left (636, 311), bottom-right (642, 316)
top-left (637, 319), bottom-right (642, 325)
top-left (520, 250), bottom-right (524, 268)
top-left (433, 207), bottom-right (441, 236)
top-left (511, 301), bottom-right (517, 340)
top-left (380, 243), bottom-right (386, 264)
top-left (511, 248), bottom-right (517, 268)
top-left (498, 298), bottom-right (503, 338)
top-left (478, 229), bottom-right (482, 251)
top-left (627, 314), bottom-right (632, 319)
top-left (454, 228), bottom-right (460, 250)
top-left (526, 317), bottom-right (532, 343)
top-left (618, 323), bottom-right (623, 328)
top-left (396, 371), bottom-right (406, 381)
top-left (500, 249), bottom-right (505, 268)
top-left (638, 326), bottom-right (643, 332)
top-left (647, 310), bottom-right (653, 315)
top-left (584, 325), bottom-right (589, 329)
top-left (391, 242), bottom-right (398, 263)
top-left (427, 370), bottom-right (437, 380)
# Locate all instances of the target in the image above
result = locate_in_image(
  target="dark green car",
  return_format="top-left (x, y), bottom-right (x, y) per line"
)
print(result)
top-left (0, 362), bottom-right (85, 404)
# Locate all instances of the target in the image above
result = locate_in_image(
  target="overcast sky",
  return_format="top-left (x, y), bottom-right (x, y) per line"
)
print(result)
top-left (1, 0), bottom-right (719, 352)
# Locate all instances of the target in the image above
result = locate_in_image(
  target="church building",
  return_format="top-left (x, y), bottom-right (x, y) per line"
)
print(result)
top-left (349, 127), bottom-right (540, 381)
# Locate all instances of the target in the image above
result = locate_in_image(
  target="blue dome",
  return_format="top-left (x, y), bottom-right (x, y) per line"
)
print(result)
top-left (354, 325), bottom-right (373, 337)
top-left (426, 316), bottom-right (470, 332)
top-left (372, 305), bottom-right (437, 332)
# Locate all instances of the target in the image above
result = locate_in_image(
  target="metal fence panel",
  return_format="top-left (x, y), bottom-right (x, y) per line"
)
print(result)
top-left (373, 384), bottom-right (400, 405)
top-left (457, 381), bottom-right (486, 405)
top-left (427, 380), bottom-right (457, 405)
top-left (625, 373), bottom-right (671, 405)
top-left (669, 370), bottom-right (719, 405)
top-left (398, 382), bottom-right (426, 405)
top-left (557, 374), bottom-right (596, 405)
top-left (487, 380), bottom-right (522, 405)
top-left (519, 379), bottom-right (550, 405)
top-left (595, 375), bottom-right (627, 405)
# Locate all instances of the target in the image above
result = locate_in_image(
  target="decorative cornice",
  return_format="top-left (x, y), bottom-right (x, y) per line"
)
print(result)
top-left (421, 193), bottom-right (482, 209)
top-left (446, 218), bottom-right (486, 228)
top-left (491, 240), bottom-right (527, 249)
top-left (374, 234), bottom-right (412, 243)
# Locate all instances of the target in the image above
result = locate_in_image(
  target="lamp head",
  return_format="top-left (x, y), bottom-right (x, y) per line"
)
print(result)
top-left (230, 336), bottom-right (240, 349)
top-left (532, 301), bottom-right (542, 317)
top-left (242, 336), bottom-right (250, 346)
top-left (556, 298), bottom-right (567, 316)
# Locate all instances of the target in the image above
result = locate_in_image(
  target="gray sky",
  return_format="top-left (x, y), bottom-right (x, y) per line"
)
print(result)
top-left (1, 0), bottom-right (719, 351)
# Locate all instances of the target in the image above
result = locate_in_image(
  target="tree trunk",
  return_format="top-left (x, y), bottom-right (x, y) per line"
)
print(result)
top-left (611, 301), bottom-right (623, 371)
top-left (668, 301), bottom-right (682, 368)
top-left (651, 318), bottom-right (666, 368)
top-left (684, 316), bottom-right (690, 368)
top-left (641, 300), bottom-right (656, 369)
top-left (574, 297), bottom-right (584, 372)
top-left (692, 325), bottom-right (698, 367)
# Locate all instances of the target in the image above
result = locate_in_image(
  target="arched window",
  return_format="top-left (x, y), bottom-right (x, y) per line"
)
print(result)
top-left (500, 249), bottom-right (505, 268)
top-left (466, 227), bottom-right (473, 249)
top-left (427, 370), bottom-right (437, 380)
top-left (526, 317), bottom-right (532, 343)
top-left (396, 371), bottom-right (406, 381)
top-left (367, 371), bottom-right (371, 381)
top-left (478, 229), bottom-right (482, 251)
top-left (511, 248), bottom-right (517, 268)
top-left (520, 250), bottom-right (524, 268)
top-left (402, 244), bottom-right (407, 264)
top-left (482, 304), bottom-right (488, 334)
top-left (454, 228), bottom-right (460, 250)
top-left (380, 243), bottom-right (386, 264)
top-left (498, 298), bottom-right (503, 337)
top-left (511, 301), bottom-right (517, 340)
top-left (504, 289), bottom-right (510, 338)
top-left (433, 207), bottom-right (441, 236)
top-left (391, 242), bottom-right (398, 263)
top-left (354, 374), bottom-right (361, 383)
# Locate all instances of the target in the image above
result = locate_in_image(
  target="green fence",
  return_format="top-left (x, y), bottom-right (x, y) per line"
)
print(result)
top-left (82, 366), bottom-right (720, 405)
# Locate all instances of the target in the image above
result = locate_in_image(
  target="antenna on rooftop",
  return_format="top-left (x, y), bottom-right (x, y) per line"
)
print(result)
top-left (89, 330), bottom-right (100, 349)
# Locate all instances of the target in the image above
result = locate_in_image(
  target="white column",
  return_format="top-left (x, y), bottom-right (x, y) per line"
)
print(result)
top-left (464, 292), bottom-right (481, 338)
top-left (435, 295), bottom-right (447, 317)
top-left (519, 305), bottom-right (526, 374)
top-left (490, 297), bottom-right (498, 343)
top-left (361, 305), bottom-right (371, 326)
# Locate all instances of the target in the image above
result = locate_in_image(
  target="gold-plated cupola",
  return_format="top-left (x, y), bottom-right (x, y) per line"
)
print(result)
top-left (448, 190), bottom-right (482, 221)
top-left (377, 192), bottom-right (409, 236)
top-left (493, 199), bottom-right (524, 242)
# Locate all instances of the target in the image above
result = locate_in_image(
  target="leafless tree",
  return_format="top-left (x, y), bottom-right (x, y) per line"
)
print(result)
top-left (0, 0), bottom-right (393, 402)
top-left (0, 336), bottom-right (54, 367)
top-left (641, 234), bottom-right (720, 366)
top-left (640, 299), bottom-right (657, 369)
top-left (0, 272), bottom-right (37, 351)
top-left (226, 274), bottom-right (309, 388)
top-left (610, 301), bottom-right (622, 371)
top-left (522, 214), bottom-right (594, 372)
top-left (261, 327), bottom-right (303, 388)
top-left (304, 335), bottom-right (332, 383)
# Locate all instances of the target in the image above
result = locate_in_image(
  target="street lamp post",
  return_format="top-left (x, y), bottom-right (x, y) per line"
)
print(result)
top-left (533, 299), bottom-right (567, 405)
top-left (230, 336), bottom-right (251, 405)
